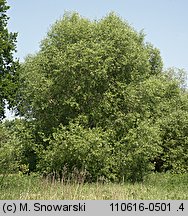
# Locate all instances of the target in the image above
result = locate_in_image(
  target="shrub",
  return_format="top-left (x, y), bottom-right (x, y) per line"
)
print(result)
top-left (38, 121), bottom-right (163, 182)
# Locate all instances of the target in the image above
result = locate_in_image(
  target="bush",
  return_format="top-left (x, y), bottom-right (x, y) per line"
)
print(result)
top-left (155, 110), bottom-right (188, 173)
top-left (0, 123), bottom-right (19, 175)
top-left (38, 123), bottom-right (118, 181)
top-left (37, 121), bottom-right (163, 182)
top-left (0, 119), bottom-right (38, 175)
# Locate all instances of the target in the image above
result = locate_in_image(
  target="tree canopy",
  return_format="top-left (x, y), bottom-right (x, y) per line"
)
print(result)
top-left (3, 12), bottom-right (188, 182)
top-left (17, 12), bottom-right (163, 132)
top-left (0, 0), bottom-right (18, 120)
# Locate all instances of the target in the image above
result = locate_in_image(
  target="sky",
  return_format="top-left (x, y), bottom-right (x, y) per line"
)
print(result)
top-left (5, 0), bottom-right (188, 119)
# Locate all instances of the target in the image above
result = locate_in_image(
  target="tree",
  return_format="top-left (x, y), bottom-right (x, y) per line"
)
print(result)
top-left (0, 0), bottom-right (18, 120)
top-left (16, 12), bottom-right (188, 181)
top-left (17, 12), bottom-right (163, 134)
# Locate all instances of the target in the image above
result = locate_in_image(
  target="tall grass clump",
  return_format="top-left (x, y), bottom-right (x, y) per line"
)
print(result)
top-left (0, 173), bottom-right (187, 200)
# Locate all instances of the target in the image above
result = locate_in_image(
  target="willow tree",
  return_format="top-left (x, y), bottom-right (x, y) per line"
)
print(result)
top-left (16, 13), bottom-right (188, 181)
top-left (17, 12), bottom-right (162, 133)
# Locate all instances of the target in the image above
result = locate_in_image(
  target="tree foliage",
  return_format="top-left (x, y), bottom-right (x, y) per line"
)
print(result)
top-left (0, 0), bottom-right (18, 120)
top-left (0, 119), bottom-right (37, 177)
top-left (17, 12), bottom-right (163, 133)
top-left (13, 12), bottom-right (188, 182)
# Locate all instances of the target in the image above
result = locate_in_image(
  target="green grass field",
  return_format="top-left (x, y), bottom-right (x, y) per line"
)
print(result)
top-left (0, 173), bottom-right (187, 200)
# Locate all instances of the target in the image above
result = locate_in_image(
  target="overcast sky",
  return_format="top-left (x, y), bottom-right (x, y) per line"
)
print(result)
top-left (5, 0), bottom-right (188, 119)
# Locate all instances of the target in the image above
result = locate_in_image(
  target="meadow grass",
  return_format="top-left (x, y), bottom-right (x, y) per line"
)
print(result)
top-left (0, 173), bottom-right (187, 200)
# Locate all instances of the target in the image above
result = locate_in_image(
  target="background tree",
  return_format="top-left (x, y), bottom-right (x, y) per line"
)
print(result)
top-left (0, 0), bottom-right (18, 120)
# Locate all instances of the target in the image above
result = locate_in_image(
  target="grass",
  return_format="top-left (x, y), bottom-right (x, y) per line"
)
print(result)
top-left (0, 173), bottom-right (187, 199)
